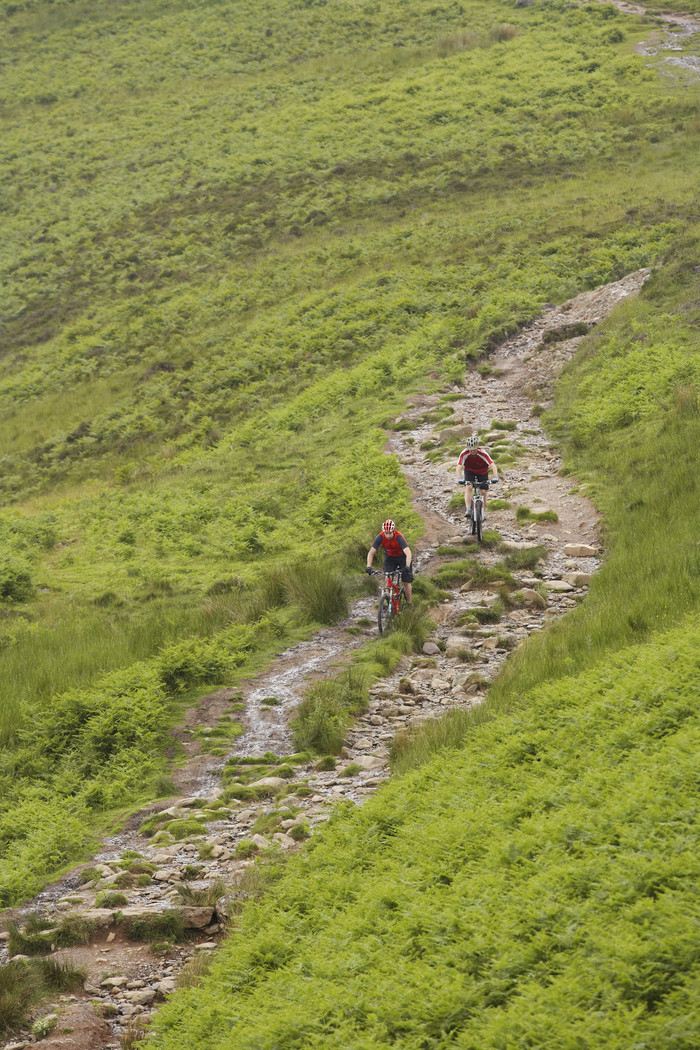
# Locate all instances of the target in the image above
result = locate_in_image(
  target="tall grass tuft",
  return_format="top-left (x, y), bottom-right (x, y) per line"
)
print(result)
top-left (126, 911), bottom-right (186, 943)
top-left (175, 878), bottom-right (227, 908)
top-left (33, 957), bottom-right (86, 992)
top-left (436, 30), bottom-right (480, 57)
top-left (291, 682), bottom-right (349, 754)
top-left (284, 561), bottom-right (348, 624)
top-left (0, 960), bottom-right (41, 1036)
top-left (390, 606), bottom-right (433, 650)
top-left (0, 956), bottom-right (85, 1036)
top-left (120, 1020), bottom-right (148, 1049)
top-left (390, 707), bottom-right (475, 775)
top-left (176, 952), bottom-right (212, 990)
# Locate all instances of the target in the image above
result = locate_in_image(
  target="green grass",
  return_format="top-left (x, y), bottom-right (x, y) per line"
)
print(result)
top-left (515, 506), bottom-right (559, 524)
top-left (127, 910), bottom-right (187, 944)
top-left (151, 617), bottom-right (700, 1050)
top-left (0, 957), bottom-right (86, 1038)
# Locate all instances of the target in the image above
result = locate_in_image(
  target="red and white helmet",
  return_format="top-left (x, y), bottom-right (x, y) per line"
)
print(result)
top-left (465, 436), bottom-right (479, 449)
top-left (382, 519), bottom-right (395, 535)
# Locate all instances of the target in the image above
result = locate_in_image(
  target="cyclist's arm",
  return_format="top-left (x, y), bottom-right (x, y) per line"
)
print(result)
top-left (456, 450), bottom-right (466, 479)
top-left (396, 536), bottom-right (412, 567)
top-left (366, 535), bottom-right (382, 569)
top-left (481, 450), bottom-right (498, 480)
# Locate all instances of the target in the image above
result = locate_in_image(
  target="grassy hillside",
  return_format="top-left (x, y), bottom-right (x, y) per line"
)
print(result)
top-left (151, 219), bottom-right (700, 1050)
top-left (152, 616), bottom-right (700, 1050)
top-left (0, 0), bottom-right (698, 953)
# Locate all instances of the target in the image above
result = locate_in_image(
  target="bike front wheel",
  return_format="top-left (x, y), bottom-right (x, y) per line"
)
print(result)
top-left (476, 504), bottom-right (482, 542)
top-left (378, 594), bottom-right (393, 634)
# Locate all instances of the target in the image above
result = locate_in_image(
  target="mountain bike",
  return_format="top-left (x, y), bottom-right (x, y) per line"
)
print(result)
top-left (458, 478), bottom-right (496, 542)
top-left (369, 567), bottom-right (407, 633)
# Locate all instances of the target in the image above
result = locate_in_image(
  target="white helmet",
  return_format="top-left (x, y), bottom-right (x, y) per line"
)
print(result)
top-left (465, 436), bottom-right (479, 449)
top-left (382, 519), bottom-right (395, 535)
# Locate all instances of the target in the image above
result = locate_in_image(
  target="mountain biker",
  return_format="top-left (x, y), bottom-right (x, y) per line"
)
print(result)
top-left (365, 519), bottom-right (413, 604)
top-left (457, 436), bottom-right (499, 520)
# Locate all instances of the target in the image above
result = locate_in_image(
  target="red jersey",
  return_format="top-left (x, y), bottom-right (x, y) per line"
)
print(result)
top-left (372, 530), bottom-right (408, 558)
top-left (458, 447), bottom-right (494, 474)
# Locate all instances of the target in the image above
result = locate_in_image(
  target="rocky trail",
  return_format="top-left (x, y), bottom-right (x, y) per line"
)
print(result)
top-left (610, 1), bottom-right (700, 78)
top-left (0, 268), bottom-right (653, 1050)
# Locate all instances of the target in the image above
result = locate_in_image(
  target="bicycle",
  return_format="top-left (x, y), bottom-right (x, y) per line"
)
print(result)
top-left (458, 477), bottom-right (497, 543)
top-left (368, 567), bottom-right (408, 633)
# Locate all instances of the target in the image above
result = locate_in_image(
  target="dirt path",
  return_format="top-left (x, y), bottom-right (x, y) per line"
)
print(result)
top-left (0, 269), bottom-right (652, 1050)
top-left (608, 0), bottom-right (700, 77)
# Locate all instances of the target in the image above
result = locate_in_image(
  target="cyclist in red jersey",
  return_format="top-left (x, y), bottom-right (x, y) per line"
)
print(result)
top-left (365, 519), bottom-right (413, 604)
top-left (457, 436), bottom-right (499, 520)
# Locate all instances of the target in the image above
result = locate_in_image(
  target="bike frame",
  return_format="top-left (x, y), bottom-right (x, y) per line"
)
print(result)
top-left (382, 567), bottom-right (404, 615)
top-left (470, 486), bottom-right (485, 521)
top-left (460, 474), bottom-right (492, 541)
top-left (370, 566), bottom-right (406, 633)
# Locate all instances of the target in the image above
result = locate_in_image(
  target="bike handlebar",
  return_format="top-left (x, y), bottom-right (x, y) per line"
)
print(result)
top-left (366, 566), bottom-right (415, 577)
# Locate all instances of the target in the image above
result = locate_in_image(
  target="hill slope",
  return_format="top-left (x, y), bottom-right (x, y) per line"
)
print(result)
top-left (1, 0), bottom-right (700, 1044)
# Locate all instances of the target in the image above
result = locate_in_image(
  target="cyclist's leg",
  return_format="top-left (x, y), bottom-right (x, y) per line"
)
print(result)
top-left (479, 473), bottom-right (489, 513)
top-left (464, 471), bottom-right (474, 518)
top-left (401, 558), bottom-right (413, 604)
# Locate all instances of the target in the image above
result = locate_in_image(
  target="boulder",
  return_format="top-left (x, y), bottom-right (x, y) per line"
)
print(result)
top-left (157, 978), bottom-right (177, 995)
top-left (563, 543), bottom-right (597, 558)
top-left (353, 738), bottom-right (372, 750)
top-left (272, 833), bottom-right (297, 848)
top-left (249, 777), bottom-right (287, 790)
top-left (445, 635), bottom-right (469, 657)
top-left (438, 425), bottom-right (471, 444)
top-left (101, 976), bottom-right (128, 989)
top-left (153, 869), bottom-right (180, 882)
top-left (564, 571), bottom-right (592, 587)
top-left (177, 906), bottom-right (215, 929)
top-left (519, 588), bottom-right (548, 608)
top-left (125, 988), bottom-right (156, 1006)
top-left (545, 580), bottom-right (575, 593)
top-left (430, 676), bottom-right (451, 692)
top-left (354, 755), bottom-right (386, 771)
top-left (422, 641), bottom-right (441, 655)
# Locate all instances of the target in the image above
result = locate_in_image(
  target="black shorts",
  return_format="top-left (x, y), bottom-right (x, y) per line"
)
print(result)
top-left (464, 469), bottom-right (489, 490)
top-left (383, 554), bottom-right (414, 583)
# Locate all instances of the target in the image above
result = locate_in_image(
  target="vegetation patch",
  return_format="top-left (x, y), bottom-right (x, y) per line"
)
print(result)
top-left (152, 619), bottom-right (700, 1049)
top-left (94, 891), bottom-right (129, 909)
top-left (515, 506), bottom-right (559, 523)
top-left (500, 545), bottom-right (548, 571)
top-left (126, 911), bottom-right (187, 944)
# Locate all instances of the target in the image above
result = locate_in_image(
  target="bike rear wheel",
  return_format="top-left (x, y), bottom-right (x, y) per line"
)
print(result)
top-left (378, 594), bottom-right (393, 634)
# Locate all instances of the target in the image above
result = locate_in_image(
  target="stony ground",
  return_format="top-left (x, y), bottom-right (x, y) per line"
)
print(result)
top-left (0, 268), bottom-right (653, 1050)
